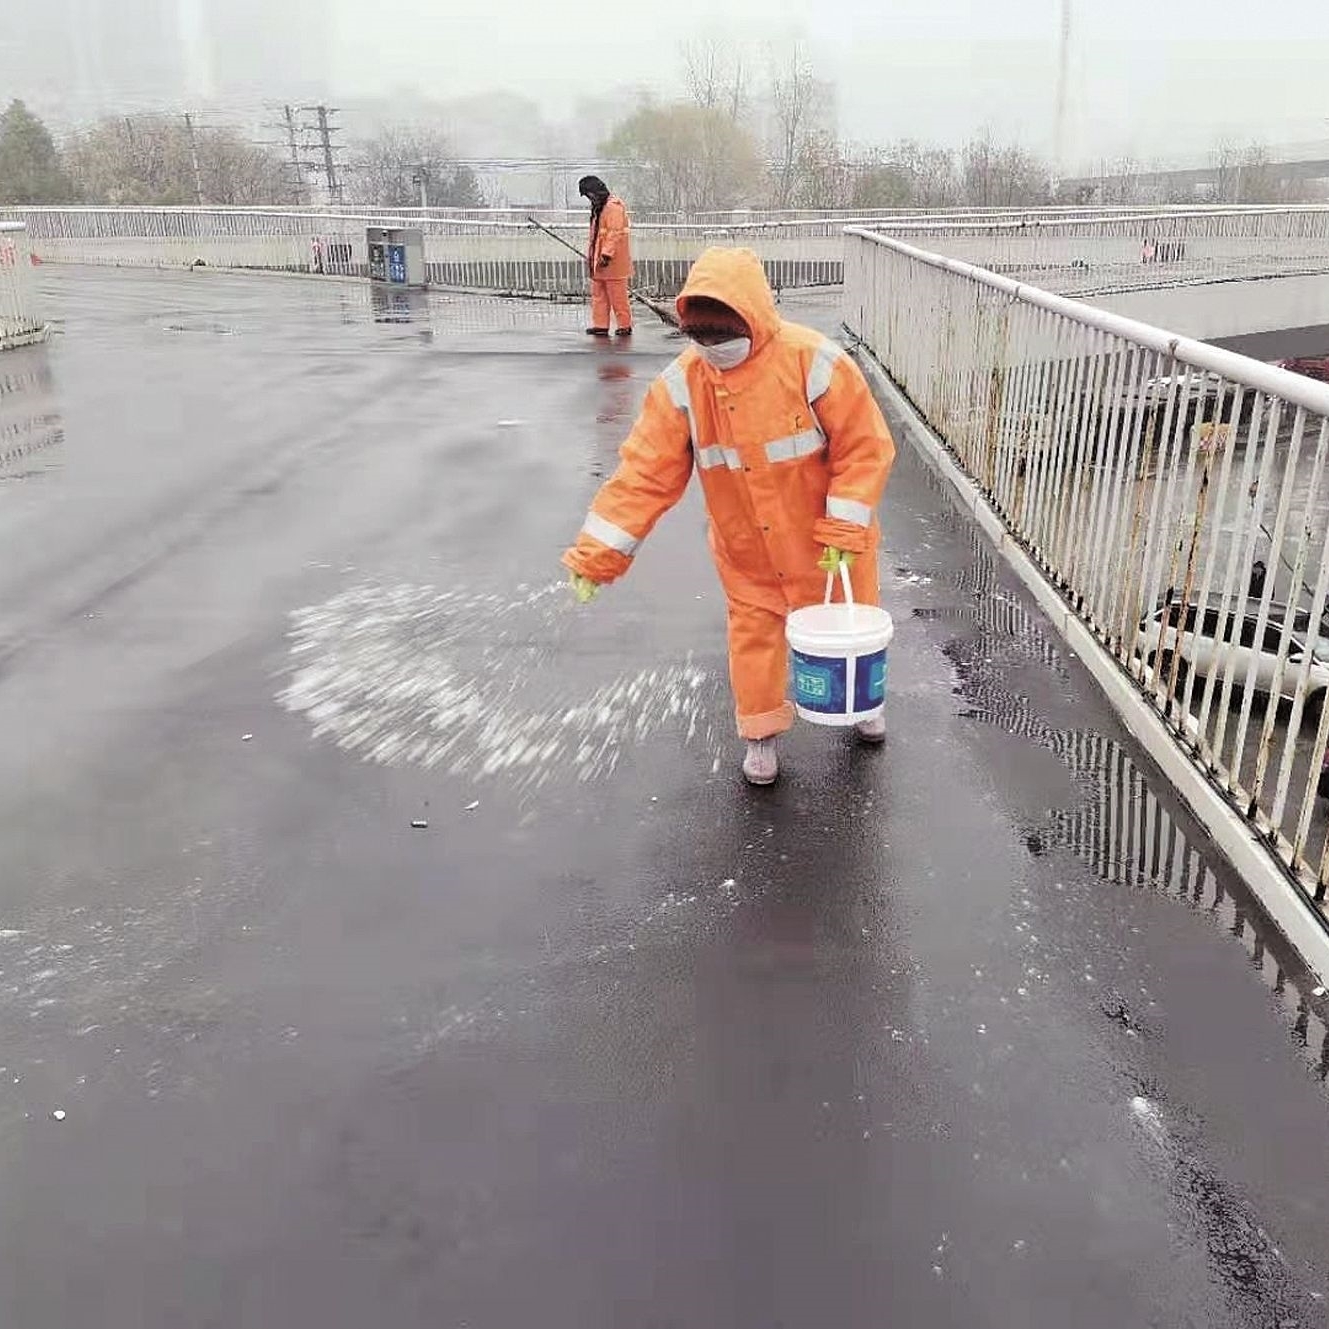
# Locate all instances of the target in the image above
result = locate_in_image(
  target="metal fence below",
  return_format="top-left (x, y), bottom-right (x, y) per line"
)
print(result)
top-left (0, 223), bottom-right (45, 350)
top-left (844, 226), bottom-right (1329, 911)
top-left (871, 206), bottom-right (1329, 297)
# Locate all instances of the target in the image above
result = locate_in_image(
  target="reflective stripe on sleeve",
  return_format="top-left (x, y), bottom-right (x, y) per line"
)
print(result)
top-left (660, 359), bottom-right (696, 445)
top-left (807, 338), bottom-right (846, 403)
top-left (582, 511), bottom-right (640, 555)
top-left (827, 495), bottom-right (873, 526)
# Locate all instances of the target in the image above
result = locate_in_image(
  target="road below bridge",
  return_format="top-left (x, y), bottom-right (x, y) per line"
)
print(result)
top-left (1, 266), bottom-right (1328, 1326)
top-left (1213, 321), bottom-right (1329, 364)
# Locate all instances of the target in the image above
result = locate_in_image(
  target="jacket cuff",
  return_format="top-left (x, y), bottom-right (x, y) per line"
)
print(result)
top-left (813, 517), bottom-right (872, 555)
top-left (562, 546), bottom-right (631, 585)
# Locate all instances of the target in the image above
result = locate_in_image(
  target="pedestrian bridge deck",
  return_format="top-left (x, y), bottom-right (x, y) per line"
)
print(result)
top-left (0, 266), bottom-right (1326, 1326)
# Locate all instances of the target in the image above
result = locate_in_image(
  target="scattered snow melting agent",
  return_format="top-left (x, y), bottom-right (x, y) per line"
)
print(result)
top-left (279, 579), bottom-right (725, 794)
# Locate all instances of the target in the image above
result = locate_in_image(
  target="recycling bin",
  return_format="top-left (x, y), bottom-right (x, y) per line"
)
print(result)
top-left (367, 225), bottom-right (426, 288)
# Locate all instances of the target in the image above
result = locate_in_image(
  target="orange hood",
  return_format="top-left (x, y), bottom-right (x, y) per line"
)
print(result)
top-left (676, 248), bottom-right (781, 354)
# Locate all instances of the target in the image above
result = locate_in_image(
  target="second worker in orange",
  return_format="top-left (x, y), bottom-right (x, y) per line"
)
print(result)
top-left (578, 175), bottom-right (633, 339)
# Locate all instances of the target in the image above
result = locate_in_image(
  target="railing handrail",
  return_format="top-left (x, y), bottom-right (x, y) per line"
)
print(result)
top-left (846, 225), bottom-right (1329, 417)
top-left (0, 221), bottom-right (24, 232)
top-left (10, 202), bottom-right (1329, 237)
top-left (872, 206), bottom-right (1329, 234)
top-left (11, 203), bottom-right (1329, 217)
top-left (0, 206), bottom-right (844, 234)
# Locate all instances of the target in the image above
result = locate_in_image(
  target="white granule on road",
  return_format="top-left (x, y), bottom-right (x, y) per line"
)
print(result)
top-left (279, 579), bottom-right (724, 793)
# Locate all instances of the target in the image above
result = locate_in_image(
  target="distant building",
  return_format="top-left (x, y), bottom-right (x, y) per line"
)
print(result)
top-left (0, 0), bottom-right (331, 126)
top-left (184, 0), bottom-right (330, 105)
top-left (1, 0), bottom-right (187, 124)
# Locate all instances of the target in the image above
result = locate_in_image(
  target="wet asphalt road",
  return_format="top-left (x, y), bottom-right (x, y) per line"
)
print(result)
top-left (2, 267), bottom-right (1329, 1326)
top-left (1212, 322), bottom-right (1329, 364)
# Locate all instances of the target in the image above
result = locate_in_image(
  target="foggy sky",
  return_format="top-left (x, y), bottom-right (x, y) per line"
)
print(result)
top-left (3, 0), bottom-right (1326, 167)
top-left (327, 0), bottom-right (1329, 166)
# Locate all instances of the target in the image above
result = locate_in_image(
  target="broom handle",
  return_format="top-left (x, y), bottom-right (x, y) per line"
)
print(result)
top-left (526, 215), bottom-right (590, 265)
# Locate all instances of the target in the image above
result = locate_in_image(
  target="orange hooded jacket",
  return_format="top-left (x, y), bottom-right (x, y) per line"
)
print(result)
top-left (564, 247), bottom-right (895, 620)
top-left (590, 196), bottom-right (633, 281)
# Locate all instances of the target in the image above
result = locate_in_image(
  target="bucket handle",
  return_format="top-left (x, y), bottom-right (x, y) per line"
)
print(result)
top-left (824, 561), bottom-right (855, 606)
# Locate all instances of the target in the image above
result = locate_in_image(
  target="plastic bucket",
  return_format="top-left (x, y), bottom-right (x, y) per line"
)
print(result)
top-left (786, 563), bottom-right (894, 727)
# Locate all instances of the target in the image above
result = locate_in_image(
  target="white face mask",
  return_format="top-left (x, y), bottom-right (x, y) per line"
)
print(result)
top-left (695, 337), bottom-right (752, 371)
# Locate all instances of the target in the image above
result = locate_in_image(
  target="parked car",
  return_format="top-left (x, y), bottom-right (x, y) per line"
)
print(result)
top-left (1136, 595), bottom-right (1329, 707)
top-left (1278, 356), bottom-right (1329, 384)
top-left (1086, 370), bottom-right (1250, 450)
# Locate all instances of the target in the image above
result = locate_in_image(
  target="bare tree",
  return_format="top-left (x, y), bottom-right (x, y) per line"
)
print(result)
top-left (791, 131), bottom-right (852, 210)
top-left (348, 126), bottom-right (484, 209)
top-left (766, 42), bottom-right (837, 209)
top-left (961, 132), bottom-right (1051, 207)
top-left (847, 141), bottom-right (959, 211)
top-left (1210, 140), bottom-right (1296, 204)
top-left (681, 38), bottom-right (749, 123)
top-left (1083, 156), bottom-right (1147, 206)
top-left (63, 115), bottom-right (289, 205)
top-left (890, 140), bottom-right (960, 209)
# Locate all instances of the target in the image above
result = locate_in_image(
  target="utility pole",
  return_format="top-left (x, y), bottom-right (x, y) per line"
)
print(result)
top-left (307, 104), bottom-right (344, 206)
top-left (411, 165), bottom-right (429, 210)
top-left (183, 111), bottom-right (205, 205)
top-left (282, 104), bottom-right (306, 206)
top-left (1051, 0), bottom-right (1072, 189)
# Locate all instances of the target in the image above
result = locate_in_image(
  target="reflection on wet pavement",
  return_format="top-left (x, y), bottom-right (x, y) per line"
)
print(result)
top-left (595, 358), bottom-right (636, 424)
top-left (0, 350), bottom-right (63, 482)
top-left (902, 469), bottom-right (1329, 1083)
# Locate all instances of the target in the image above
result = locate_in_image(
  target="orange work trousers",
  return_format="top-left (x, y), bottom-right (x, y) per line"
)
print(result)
top-left (590, 279), bottom-right (632, 332)
top-left (726, 557), bottom-right (881, 740)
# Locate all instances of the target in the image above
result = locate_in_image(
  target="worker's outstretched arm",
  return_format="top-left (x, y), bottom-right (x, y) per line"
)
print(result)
top-left (811, 348), bottom-right (896, 555)
top-left (563, 375), bottom-right (693, 585)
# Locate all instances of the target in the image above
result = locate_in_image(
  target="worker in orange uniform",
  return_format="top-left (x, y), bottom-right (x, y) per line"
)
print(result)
top-left (563, 247), bottom-right (896, 785)
top-left (578, 175), bottom-right (633, 338)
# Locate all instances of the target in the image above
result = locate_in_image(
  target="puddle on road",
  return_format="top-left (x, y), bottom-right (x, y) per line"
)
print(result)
top-left (279, 579), bottom-right (726, 796)
top-left (901, 528), bottom-right (1329, 1083)
top-left (0, 351), bottom-right (64, 483)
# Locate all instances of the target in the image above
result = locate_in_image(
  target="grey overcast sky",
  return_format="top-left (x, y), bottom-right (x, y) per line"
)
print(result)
top-left (328, 0), bottom-right (1329, 167)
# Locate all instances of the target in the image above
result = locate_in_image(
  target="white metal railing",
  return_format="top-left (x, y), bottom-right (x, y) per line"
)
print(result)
top-left (7, 203), bottom-right (1326, 299)
top-left (844, 226), bottom-right (1329, 907)
top-left (0, 223), bottom-right (45, 349)
top-left (870, 206), bottom-right (1329, 297)
top-left (0, 206), bottom-right (851, 293)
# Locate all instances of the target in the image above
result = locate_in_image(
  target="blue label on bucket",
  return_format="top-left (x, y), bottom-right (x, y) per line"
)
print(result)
top-left (792, 651), bottom-right (847, 714)
top-left (854, 649), bottom-right (888, 712)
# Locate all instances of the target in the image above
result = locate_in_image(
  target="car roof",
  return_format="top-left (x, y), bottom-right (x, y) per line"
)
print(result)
top-left (1154, 595), bottom-right (1325, 629)
top-left (1159, 593), bottom-right (1291, 616)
